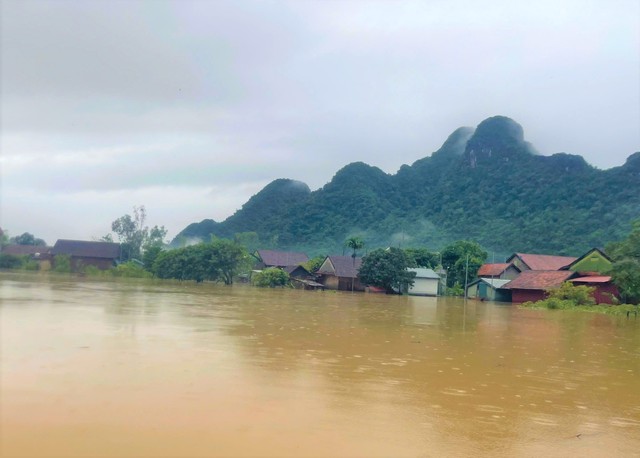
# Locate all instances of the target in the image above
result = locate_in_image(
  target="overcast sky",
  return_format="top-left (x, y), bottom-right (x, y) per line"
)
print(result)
top-left (1, 0), bottom-right (639, 245)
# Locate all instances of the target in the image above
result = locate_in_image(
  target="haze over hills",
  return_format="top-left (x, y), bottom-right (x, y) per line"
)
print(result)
top-left (174, 116), bottom-right (640, 257)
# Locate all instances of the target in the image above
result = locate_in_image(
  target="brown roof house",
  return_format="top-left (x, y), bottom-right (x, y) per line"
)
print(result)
top-left (51, 240), bottom-right (121, 271)
top-left (316, 255), bottom-right (364, 292)
top-left (502, 270), bottom-right (577, 303)
top-left (506, 253), bottom-right (577, 272)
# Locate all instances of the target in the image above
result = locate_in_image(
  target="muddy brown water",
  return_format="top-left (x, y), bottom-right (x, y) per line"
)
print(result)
top-left (1, 272), bottom-right (639, 457)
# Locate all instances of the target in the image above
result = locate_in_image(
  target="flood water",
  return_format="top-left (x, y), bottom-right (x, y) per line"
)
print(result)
top-left (1, 272), bottom-right (639, 457)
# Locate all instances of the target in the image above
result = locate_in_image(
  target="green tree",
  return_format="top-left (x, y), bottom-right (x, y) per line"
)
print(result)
top-left (253, 267), bottom-right (290, 287)
top-left (153, 239), bottom-right (248, 284)
top-left (359, 247), bottom-right (416, 294)
top-left (53, 255), bottom-right (71, 273)
top-left (607, 220), bottom-right (640, 304)
top-left (404, 247), bottom-right (439, 268)
top-left (441, 240), bottom-right (488, 288)
top-left (10, 232), bottom-right (47, 246)
top-left (303, 256), bottom-right (325, 273)
top-left (142, 245), bottom-right (163, 271)
top-left (110, 206), bottom-right (167, 261)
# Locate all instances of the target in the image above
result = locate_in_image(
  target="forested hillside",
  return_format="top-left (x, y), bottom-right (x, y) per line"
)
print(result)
top-left (174, 116), bottom-right (640, 257)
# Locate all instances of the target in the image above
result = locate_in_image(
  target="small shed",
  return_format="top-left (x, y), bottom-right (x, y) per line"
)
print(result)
top-left (405, 268), bottom-right (440, 296)
top-left (466, 278), bottom-right (512, 302)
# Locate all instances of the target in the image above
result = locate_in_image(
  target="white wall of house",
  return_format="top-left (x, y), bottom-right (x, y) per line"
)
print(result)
top-left (407, 269), bottom-right (440, 296)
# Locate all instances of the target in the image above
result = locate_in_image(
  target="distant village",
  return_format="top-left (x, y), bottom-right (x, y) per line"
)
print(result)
top-left (0, 234), bottom-right (620, 305)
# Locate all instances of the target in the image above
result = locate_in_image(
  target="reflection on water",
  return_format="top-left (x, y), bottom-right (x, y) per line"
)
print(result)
top-left (1, 272), bottom-right (639, 457)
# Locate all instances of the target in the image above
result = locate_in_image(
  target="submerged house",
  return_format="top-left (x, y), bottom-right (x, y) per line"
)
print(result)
top-left (466, 278), bottom-right (512, 302)
top-left (316, 255), bottom-right (364, 292)
top-left (405, 268), bottom-right (440, 296)
top-left (569, 276), bottom-right (619, 304)
top-left (51, 239), bottom-right (121, 271)
top-left (502, 270), bottom-right (577, 303)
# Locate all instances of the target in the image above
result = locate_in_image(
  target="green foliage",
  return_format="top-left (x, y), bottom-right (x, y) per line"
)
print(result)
top-left (109, 205), bottom-right (167, 261)
top-left (546, 282), bottom-right (596, 306)
top-left (112, 262), bottom-right (153, 278)
top-left (359, 247), bottom-right (416, 294)
top-left (446, 282), bottom-right (465, 297)
top-left (606, 220), bottom-right (640, 304)
top-left (441, 240), bottom-right (488, 287)
top-left (53, 255), bottom-right (72, 273)
top-left (253, 267), bottom-right (290, 288)
top-left (0, 253), bottom-right (22, 269)
top-left (234, 232), bottom-right (260, 253)
top-left (153, 239), bottom-right (248, 284)
top-left (142, 245), bottom-right (163, 271)
top-left (20, 257), bottom-right (39, 271)
top-left (345, 236), bottom-right (365, 258)
top-left (303, 256), bottom-right (325, 273)
top-left (404, 247), bottom-right (439, 268)
top-left (171, 118), bottom-right (640, 256)
top-left (522, 282), bottom-right (596, 310)
top-left (10, 232), bottom-right (47, 246)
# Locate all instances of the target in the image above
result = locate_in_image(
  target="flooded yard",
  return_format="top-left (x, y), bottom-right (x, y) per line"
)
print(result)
top-left (1, 272), bottom-right (639, 457)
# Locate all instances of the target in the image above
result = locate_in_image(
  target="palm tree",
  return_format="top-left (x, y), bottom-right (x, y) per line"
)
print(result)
top-left (344, 237), bottom-right (365, 292)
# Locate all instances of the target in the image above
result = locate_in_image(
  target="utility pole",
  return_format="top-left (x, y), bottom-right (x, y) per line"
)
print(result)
top-left (464, 254), bottom-right (470, 299)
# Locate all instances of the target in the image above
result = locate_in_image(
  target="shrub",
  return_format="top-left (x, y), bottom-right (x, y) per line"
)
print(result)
top-left (112, 262), bottom-right (153, 278)
top-left (0, 253), bottom-right (22, 269)
top-left (546, 282), bottom-right (595, 306)
top-left (253, 267), bottom-right (290, 288)
top-left (53, 255), bottom-right (72, 273)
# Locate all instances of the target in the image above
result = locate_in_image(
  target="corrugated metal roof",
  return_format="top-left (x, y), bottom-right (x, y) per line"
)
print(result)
top-left (511, 253), bottom-right (577, 271)
top-left (51, 240), bottom-right (121, 259)
top-left (408, 268), bottom-right (440, 279)
top-left (256, 250), bottom-right (308, 267)
top-left (502, 270), bottom-right (575, 290)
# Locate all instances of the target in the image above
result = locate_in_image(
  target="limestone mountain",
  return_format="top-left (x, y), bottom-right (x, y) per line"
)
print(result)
top-left (174, 116), bottom-right (640, 257)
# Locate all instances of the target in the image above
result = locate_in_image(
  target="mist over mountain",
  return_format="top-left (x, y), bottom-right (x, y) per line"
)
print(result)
top-left (174, 116), bottom-right (640, 257)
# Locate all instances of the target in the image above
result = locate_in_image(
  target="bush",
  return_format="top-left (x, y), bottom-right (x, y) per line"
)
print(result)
top-left (112, 262), bottom-right (153, 278)
top-left (0, 253), bottom-right (22, 269)
top-left (253, 267), bottom-right (290, 288)
top-left (53, 255), bottom-right (72, 273)
top-left (547, 282), bottom-right (595, 306)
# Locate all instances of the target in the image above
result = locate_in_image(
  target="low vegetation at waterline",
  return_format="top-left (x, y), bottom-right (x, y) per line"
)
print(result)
top-left (521, 282), bottom-right (638, 316)
top-left (252, 267), bottom-right (291, 288)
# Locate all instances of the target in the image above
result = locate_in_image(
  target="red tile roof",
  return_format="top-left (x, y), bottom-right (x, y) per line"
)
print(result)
top-left (477, 263), bottom-right (510, 277)
top-left (503, 270), bottom-right (575, 290)
top-left (256, 250), bottom-right (308, 267)
top-left (512, 253), bottom-right (577, 271)
top-left (570, 276), bottom-right (612, 284)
